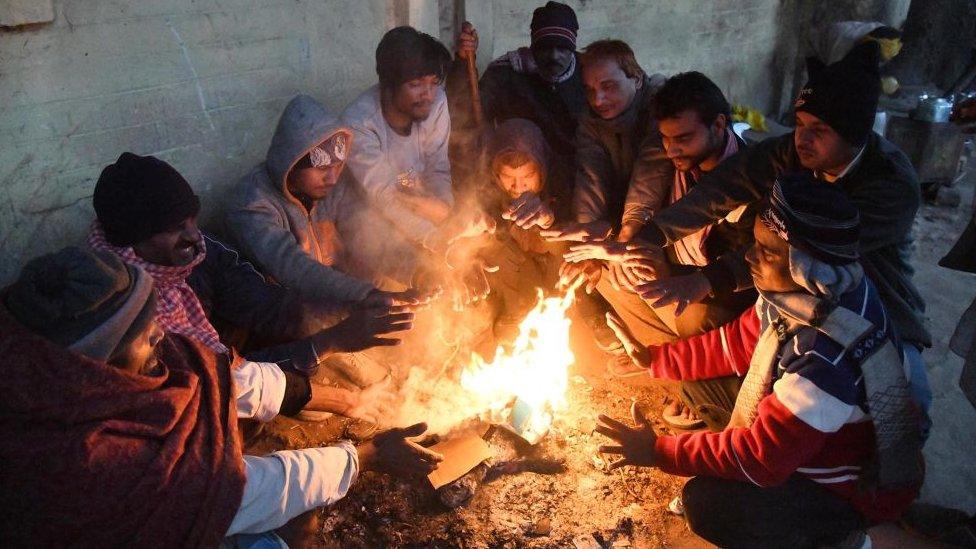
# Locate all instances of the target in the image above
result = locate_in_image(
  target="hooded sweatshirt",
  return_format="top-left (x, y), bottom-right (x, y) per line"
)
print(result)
top-left (225, 95), bottom-right (376, 303)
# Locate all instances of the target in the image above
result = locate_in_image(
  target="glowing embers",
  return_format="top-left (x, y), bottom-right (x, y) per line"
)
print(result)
top-left (460, 289), bottom-right (576, 443)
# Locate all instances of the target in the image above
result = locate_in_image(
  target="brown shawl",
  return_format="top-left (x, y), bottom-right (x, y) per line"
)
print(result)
top-left (0, 305), bottom-right (245, 547)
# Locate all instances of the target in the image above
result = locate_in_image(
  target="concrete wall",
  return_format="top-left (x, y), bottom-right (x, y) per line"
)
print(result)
top-left (0, 0), bottom-right (904, 283)
top-left (467, 0), bottom-right (783, 116)
top-left (0, 0), bottom-right (395, 282)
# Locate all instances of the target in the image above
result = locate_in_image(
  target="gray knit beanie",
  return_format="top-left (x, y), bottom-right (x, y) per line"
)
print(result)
top-left (4, 247), bottom-right (155, 361)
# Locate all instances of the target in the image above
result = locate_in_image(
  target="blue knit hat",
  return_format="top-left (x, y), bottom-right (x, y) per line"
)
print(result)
top-left (760, 172), bottom-right (860, 265)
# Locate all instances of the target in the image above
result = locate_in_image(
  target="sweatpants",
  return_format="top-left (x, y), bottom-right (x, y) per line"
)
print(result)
top-left (682, 475), bottom-right (864, 549)
top-left (675, 378), bottom-right (865, 548)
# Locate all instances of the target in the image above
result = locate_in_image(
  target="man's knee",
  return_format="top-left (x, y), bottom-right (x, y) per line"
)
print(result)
top-left (681, 476), bottom-right (728, 544)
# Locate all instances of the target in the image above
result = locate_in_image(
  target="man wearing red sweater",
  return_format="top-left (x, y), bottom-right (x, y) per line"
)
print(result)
top-left (598, 173), bottom-right (924, 548)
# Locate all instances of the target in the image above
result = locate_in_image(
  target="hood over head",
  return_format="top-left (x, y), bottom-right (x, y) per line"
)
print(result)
top-left (488, 118), bottom-right (551, 190)
top-left (265, 94), bottom-right (353, 196)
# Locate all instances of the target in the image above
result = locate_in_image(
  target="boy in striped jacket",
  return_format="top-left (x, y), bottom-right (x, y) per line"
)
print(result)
top-left (597, 173), bottom-right (924, 548)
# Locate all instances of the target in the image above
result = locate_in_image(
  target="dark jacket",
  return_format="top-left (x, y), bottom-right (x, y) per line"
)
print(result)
top-left (189, 234), bottom-right (333, 374)
top-left (447, 51), bottom-right (588, 171)
top-left (573, 74), bottom-right (672, 230)
top-left (640, 132), bottom-right (930, 346)
top-left (675, 132), bottom-right (757, 297)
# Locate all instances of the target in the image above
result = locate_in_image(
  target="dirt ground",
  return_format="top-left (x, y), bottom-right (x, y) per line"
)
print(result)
top-left (250, 310), bottom-right (712, 548)
top-left (247, 156), bottom-right (976, 548)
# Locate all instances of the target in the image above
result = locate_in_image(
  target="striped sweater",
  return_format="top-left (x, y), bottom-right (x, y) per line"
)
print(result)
top-left (650, 278), bottom-right (921, 521)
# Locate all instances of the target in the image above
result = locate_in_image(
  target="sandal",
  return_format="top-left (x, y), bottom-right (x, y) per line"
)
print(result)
top-left (606, 352), bottom-right (647, 378)
top-left (662, 400), bottom-right (706, 431)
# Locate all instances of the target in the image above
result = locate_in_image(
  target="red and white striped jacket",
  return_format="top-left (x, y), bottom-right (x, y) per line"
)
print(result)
top-left (649, 280), bottom-right (921, 521)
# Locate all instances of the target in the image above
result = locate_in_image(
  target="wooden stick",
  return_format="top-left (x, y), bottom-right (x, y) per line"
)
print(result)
top-left (464, 50), bottom-right (484, 127)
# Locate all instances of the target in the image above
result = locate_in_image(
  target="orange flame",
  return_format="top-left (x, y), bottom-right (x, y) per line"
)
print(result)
top-left (460, 287), bottom-right (577, 435)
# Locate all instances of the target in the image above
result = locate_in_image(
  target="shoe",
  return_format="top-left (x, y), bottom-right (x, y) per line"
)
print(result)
top-left (661, 400), bottom-right (706, 431)
top-left (583, 315), bottom-right (623, 353)
top-left (667, 496), bottom-right (684, 516)
top-left (296, 410), bottom-right (334, 422)
top-left (606, 352), bottom-right (647, 378)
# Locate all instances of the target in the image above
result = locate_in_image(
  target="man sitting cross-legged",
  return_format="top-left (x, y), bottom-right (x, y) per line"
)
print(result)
top-left (0, 247), bottom-right (442, 547)
top-left (597, 174), bottom-right (925, 548)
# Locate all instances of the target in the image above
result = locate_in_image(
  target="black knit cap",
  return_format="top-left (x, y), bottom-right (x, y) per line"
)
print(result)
top-left (795, 41), bottom-right (881, 146)
top-left (530, 1), bottom-right (579, 51)
top-left (375, 26), bottom-right (451, 90)
top-left (93, 152), bottom-right (200, 247)
top-left (760, 172), bottom-right (860, 265)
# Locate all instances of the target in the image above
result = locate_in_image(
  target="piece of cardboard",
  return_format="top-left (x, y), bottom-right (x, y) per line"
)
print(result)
top-left (426, 434), bottom-right (493, 489)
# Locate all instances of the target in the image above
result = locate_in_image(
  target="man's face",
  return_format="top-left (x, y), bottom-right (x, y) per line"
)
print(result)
top-left (288, 163), bottom-right (345, 201)
top-left (391, 75), bottom-right (441, 122)
top-left (745, 217), bottom-right (801, 293)
top-left (132, 217), bottom-right (202, 267)
top-left (582, 58), bottom-right (639, 120)
top-left (110, 319), bottom-right (165, 376)
top-left (496, 161), bottom-right (543, 198)
top-left (659, 110), bottom-right (726, 172)
top-left (794, 111), bottom-right (856, 174)
top-left (531, 44), bottom-right (574, 80)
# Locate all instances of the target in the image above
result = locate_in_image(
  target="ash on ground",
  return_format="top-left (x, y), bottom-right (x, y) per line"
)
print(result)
top-left (249, 320), bottom-right (708, 548)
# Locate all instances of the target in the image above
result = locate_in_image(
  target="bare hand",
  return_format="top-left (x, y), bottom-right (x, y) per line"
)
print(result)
top-left (606, 312), bottom-right (650, 368)
top-left (358, 422), bottom-right (444, 476)
top-left (564, 241), bottom-right (630, 263)
top-left (558, 259), bottom-right (601, 294)
top-left (607, 262), bottom-right (645, 292)
top-left (395, 192), bottom-right (452, 224)
top-left (345, 377), bottom-right (396, 424)
top-left (539, 221), bottom-right (612, 243)
top-left (596, 402), bottom-right (659, 470)
top-left (635, 272), bottom-right (712, 316)
top-left (503, 192), bottom-right (555, 230)
top-left (621, 244), bottom-right (670, 282)
top-left (324, 305), bottom-right (415, 353)
top-left (456, 21), bottom-right (478, 58)
top-left (362, 288), bottom-right (434, 309)
top-left (448, 260), bottom-right (499, 311)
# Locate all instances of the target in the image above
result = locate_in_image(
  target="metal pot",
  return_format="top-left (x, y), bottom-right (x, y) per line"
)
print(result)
top-left (915, 96), bottom-right (954, 122)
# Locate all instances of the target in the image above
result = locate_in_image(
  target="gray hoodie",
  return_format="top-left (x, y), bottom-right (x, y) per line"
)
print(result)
top-left (224, 94), bottom-right (376, 302)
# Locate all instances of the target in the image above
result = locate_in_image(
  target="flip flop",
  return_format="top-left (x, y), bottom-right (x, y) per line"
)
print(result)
top-left (662, 400), bottom-right (706, 431)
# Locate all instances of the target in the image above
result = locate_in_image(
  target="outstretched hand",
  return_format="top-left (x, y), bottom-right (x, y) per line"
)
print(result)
top-left (635, 271), bottom-right (712, 316)
top-left (606, 312), bottom-right (650, 368)
top-left (503, 192), bottom-right (555, 230)
top-left (358, 422), bottom-right (444, 476)
top-left (362, 288), bottom-right (436, 309)
top-left (539, 221), bottom-right (612, 243)
top-left (344, 376), bottom-right (397, 424)
top-left (558, 259), bottom-right (601, 294)
top-left (596, 402), bottom-right (659, 470)
top-left (323, 305), bottom-right (415, 353)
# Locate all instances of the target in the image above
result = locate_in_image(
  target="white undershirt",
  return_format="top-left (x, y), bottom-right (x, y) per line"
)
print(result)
top-left (225, 361), bottom-right (360, 537)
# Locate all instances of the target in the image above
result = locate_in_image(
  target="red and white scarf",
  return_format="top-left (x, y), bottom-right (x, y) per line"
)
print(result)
top-left (670, 129), bottom-right (746, 266)
top-left (87, 222), bottom-right (228, 354)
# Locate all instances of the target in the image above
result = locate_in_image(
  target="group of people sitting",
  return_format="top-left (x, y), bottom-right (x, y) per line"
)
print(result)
top-left (0, 2), bottom-right (932, 547)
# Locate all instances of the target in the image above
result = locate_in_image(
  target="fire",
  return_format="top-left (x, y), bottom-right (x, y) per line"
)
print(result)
top-left (460, 288), bottom-right (577, 440)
